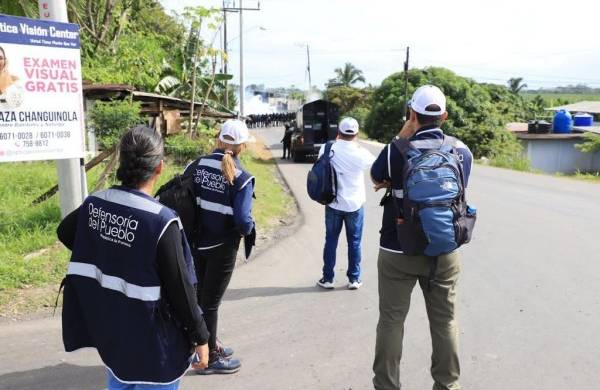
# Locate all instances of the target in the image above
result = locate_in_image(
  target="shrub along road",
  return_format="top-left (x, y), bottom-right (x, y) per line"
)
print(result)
top-left (0, 127), bottom-right (599, 389)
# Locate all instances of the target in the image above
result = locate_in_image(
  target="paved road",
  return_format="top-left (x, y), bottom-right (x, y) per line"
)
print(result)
top-left (1, 127), bottom-right (599, 390)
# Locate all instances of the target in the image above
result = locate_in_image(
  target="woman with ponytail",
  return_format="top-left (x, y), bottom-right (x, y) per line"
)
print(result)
top-left (183, 119), bottom-right (255, 375)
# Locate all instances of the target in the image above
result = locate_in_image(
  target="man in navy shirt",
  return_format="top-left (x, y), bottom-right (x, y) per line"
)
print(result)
top-left (370, 85), bottom-right (472, 390)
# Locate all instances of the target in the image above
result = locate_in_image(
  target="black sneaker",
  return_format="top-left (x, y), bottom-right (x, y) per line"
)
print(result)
top-left (195, 352), bottom-right (241, 375)
top-left (317, 278), bottom-right (334, 289)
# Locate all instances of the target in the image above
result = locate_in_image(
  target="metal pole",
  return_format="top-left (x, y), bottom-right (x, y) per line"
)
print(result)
top-left (39, 0), bottom-right (86, 217)
top-left (223, 2), bottom-right (229, 108)
top-left (239, 0), bottom-right (244, 117)
top-left (307, 45), bottom-right (312, 92)
top-left (402, 46), bottom-right (410, 122)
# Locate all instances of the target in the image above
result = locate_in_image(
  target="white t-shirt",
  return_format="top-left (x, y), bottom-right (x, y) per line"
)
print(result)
top-left (318, 140), bottom-right (376, 212)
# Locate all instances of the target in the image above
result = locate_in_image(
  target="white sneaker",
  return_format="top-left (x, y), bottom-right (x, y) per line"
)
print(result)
top-left (317, 278), bottom-right (334, 289)
top-left (348, 280), bottom-right (363, 290)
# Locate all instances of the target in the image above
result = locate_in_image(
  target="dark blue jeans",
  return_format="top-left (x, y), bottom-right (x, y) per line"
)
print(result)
top-left (323, 206), bottom-right (364, 282)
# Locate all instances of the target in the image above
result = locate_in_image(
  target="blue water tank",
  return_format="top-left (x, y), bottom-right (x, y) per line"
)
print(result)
top-left (573, 112), bottom-right (593, 127)
top-left (553, 110), bottom-right (572, 133)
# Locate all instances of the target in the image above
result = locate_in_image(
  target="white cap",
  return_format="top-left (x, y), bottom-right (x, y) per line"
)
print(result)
top-left (339, 117), bottom-right (359, 135)
top-left (219, 119), bottom-right (249, 145)
top-left (409, 85), bottom-right (446, 116)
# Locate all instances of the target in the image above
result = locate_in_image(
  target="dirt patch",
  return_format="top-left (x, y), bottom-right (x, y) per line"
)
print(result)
top-left (0, 284), bottom-right (60, 323)
top-left (247, 134), bottom-right (274, 160)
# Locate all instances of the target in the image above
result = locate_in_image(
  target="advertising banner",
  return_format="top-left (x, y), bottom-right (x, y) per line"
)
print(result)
top-left (0, 14), bottom-right (85, 162)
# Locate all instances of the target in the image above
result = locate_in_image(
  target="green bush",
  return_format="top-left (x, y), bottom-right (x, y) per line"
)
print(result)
top-left (88, 100), bottom-right (143, 148)
top-left (575, 132), bottom-right (600, 154)
top-left (83, 32), bottom-right (169, 92)
top-left (346, 106), bottom-right (371, 130)
top-left (164, 133), bottom-right (216, 164)
top-left (364, 67), bottom-right (537, 159)
top-left (324, 86), bottom-right (372, 116)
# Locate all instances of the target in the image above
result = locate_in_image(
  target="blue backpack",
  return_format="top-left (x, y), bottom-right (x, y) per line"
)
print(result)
top-left (307, 141), bottom-right (338, 205)
top-left (392, 136), bottom-right (476, 257)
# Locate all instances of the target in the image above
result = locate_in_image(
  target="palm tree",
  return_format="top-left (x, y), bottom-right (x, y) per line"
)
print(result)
top-left (328, 63), bottom-right (366, 87)
top-left (508, 77), bottom-right (528, 94)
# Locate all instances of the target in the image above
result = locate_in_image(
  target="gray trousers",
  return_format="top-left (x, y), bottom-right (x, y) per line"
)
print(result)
top-left (373, 249), bottom-right (461, 390)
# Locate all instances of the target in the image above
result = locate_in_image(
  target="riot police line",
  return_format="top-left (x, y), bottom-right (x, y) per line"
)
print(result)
top-left (246, 112), bottom-right (295, 128)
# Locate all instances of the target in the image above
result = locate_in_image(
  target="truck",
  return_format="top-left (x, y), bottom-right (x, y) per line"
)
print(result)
top-left (290, 99), bottom-right (340, 162)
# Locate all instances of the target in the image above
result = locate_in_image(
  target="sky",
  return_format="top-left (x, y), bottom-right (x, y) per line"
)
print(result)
top-left (159, 0), bottom-right (600, 91)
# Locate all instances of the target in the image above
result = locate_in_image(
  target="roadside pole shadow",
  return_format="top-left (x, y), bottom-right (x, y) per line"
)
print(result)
top-left (224, 286), bottom-right (330, 301)
top-left (0, 363), bottom-right (106, 390)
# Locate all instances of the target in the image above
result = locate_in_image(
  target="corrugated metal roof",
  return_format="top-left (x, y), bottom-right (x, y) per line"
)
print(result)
top-left (574, 126), bottom-right (600, 135)
top-left (514, 132), bottom-right (586, 140)
top-left (546, 101), bottom-right (600, 114)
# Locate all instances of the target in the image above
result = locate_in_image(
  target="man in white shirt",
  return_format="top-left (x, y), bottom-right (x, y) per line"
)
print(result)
top-left (316, 117), bottom-right (376, 290)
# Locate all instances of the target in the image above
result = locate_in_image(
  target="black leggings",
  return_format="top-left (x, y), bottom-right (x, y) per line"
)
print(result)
top-left (193, 239), bottom-right (240, 351)
top-left (283, 143), bottom-right (290, 159)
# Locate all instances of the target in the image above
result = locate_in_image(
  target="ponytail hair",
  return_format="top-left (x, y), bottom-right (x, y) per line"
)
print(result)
top-left (116, 126), bottom-right (164, 188)
top-left (217, 135), bottom-right (244, 185)
top-left (221, 150), bottom-right (237, 185)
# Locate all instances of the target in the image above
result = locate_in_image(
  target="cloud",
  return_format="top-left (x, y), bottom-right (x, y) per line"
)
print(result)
top-left (160, 0), bottom-right (600, 88)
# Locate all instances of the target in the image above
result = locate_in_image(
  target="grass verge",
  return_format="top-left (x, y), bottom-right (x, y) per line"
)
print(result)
top-left (241, 141), bottom-right (294, 229)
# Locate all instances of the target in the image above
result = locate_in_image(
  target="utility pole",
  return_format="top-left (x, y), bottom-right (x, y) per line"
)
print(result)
top-left (222, 1), bottom-right (260, 118)
top-left (402, 46), bottom-right (410, 122)
top-left (239, 0), bottom-right (244, 117)
top-left (306, 44), bottom-right (312, 92)
top-left (38, 0), bottom-right (86, 217)
top-left (295, 42), bottom-right (312, 95)
top-left (223, 1), bottom-right (229, 107)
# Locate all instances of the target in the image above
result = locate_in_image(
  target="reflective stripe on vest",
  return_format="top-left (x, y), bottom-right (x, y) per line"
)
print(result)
top-left (94, 188), bottom-right (163, 214)
top-left (67, 262), bottom-right (161, 301)
top-left (196, 197), bottom-right (234, 215)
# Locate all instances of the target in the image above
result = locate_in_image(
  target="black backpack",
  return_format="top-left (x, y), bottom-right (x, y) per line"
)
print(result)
top-left (306, 141), bottom-right (338, 205)
top-left (155, 172), bottom-right (200, 246)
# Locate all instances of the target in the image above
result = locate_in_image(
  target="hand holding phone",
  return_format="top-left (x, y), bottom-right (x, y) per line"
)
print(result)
top-left (399, 115), bottom-right (418, 139)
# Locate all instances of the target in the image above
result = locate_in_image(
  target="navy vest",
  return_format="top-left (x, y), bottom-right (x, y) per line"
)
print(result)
top-left (184, 150), bottom-right (254, 249)
top-left (62, 186), bottom-right (195, 384)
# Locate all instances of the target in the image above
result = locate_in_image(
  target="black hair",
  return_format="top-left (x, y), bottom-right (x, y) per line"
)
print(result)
top-left (116, 125), bottom-right (164, 188)
top-left (0, 46), bottom-right (5, 57)
top-left (415, 104), bottom-right (443, 127)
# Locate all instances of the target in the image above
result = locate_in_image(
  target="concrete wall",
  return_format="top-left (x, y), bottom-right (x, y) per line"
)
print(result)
top-left (521, 138), bottom-right (600, 174)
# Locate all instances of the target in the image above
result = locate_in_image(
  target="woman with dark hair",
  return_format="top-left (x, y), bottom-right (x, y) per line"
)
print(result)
top-left (183, 119), bottom-right (255, 375)
top-left (0, 46), bottom-right (18, 94)
top-left (57, 126), bottom-right (209, 390)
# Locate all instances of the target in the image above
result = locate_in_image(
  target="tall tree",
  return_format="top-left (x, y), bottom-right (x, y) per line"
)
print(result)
top-left (508, 77), bottom-right (528, 94)
top-left (328, 63), bottom-right (366, 87)
top-left (154, 6), bottom-right (230, 133)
